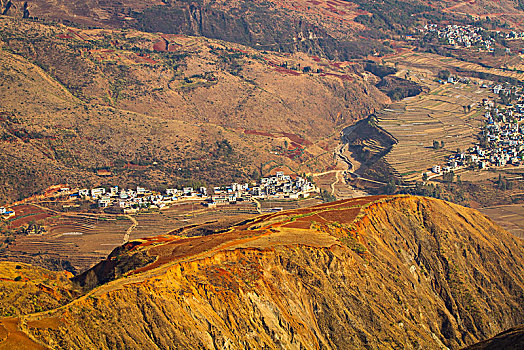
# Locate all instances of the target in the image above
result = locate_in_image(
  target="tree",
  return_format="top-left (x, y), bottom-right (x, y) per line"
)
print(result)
top-left (437, 69), bottom-right (451, 80)
top-left (422, 172), bottom-right (428, 181)
top-left (320, 189), bottom-right (336, 202)
top-left (440, 140), bottom-right (445, 149)
top-left (443, 171), bottom-right (454, 183)
top-left (383, 180), bottom-right (398, 194)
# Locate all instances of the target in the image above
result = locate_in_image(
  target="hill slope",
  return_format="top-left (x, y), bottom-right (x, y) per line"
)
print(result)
top-left (464, 324), bottom-right (524, 350)
top-left (3, 195), bottom-right (523, 349)
top-left (0, 16), bottom-right (389, 203)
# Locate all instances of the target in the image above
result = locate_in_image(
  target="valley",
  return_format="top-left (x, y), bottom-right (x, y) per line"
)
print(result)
top-left (1, 0), bottom-right (524, 349)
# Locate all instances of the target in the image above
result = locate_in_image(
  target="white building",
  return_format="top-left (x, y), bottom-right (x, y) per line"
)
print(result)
top-left (166, 188), bottom-right (178, 196)
top-left (109, 186), bottom-right (119, 196)
top-left (91, 187), bottom-right (106, 198)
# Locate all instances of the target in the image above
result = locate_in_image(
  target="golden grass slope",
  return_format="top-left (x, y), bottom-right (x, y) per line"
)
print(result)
top-left (0, 195), bottom-right (522, 349)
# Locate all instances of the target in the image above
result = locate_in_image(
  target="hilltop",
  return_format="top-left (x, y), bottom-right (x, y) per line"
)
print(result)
top-left (1, 195), bottom-right (524, 349)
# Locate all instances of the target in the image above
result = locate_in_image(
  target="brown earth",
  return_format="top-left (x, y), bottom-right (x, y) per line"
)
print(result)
top-left (1, 195), bottom-right (523, 349)
top-left (0, 16), bottom-right (389, 204)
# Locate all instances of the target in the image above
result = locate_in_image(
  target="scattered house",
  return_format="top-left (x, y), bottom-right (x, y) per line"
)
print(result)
top-left (91, 187), bottom-right (106, 199)
top-left (0, 207), bottom-right (6, 215)
top-left (432, 165), bottom-right (441, 173)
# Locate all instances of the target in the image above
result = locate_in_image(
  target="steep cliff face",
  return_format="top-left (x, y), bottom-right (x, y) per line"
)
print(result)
top-left (9, 196), bottom-right (524, 349)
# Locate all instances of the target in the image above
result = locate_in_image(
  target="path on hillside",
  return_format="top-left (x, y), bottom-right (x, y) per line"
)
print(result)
top-left (311, 169), bottom-right (340, 177)
top-left (252, 198), bottom-right (262, 214)
top-left (123, 215), bottom-right (138, 243)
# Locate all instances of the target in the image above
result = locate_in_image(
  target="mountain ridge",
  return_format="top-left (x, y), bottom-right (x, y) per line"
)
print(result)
top-left (1, 195), bottom-right (523, 349)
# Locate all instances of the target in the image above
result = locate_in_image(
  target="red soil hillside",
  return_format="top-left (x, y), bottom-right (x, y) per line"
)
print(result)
top-left (2, 195), bottom-right (523, 349)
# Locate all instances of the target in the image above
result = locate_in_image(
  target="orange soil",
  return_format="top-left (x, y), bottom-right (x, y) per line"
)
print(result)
top-left (132, 229), bottom-right (268, 274)
top-left (7, 204), bottom-right (53, 229)
top-left (131, 196), bottom-right (391, 274)
top-left (0, 318), bottom-right (48, 350)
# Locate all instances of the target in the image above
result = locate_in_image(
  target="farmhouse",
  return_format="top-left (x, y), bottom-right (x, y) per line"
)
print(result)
top-left (91, 187), bottom-right (106, 198)
top-left (1, 208), bottom-right (15, 219)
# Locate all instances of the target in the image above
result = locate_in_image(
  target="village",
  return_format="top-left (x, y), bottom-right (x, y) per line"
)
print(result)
top-left (429, 83), bottom-right (524, 178)
top-left (421, 24), bottom-right (524, 52)
top-left (0, 172), bottom-right (317, 217)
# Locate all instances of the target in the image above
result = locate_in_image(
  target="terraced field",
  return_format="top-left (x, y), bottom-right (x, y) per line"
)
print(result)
top-left (3, 214), bottom-right (132, 272)
top-left (480, 204), bottom-right (524, 239)
top-left (389, 52), bottom-right (524, 82)
top-left (1, 200), bottom-right (263, 273)
top-left (374, 62), bottom-right (493, 181)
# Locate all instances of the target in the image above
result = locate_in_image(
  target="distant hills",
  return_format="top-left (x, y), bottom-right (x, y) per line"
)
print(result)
top-left (0, 15), bottom-right (388, 203)
top-left (5, 0), bottom-right (524, 60)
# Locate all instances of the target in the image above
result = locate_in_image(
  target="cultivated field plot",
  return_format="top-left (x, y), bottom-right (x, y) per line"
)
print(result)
top-left (6, 204), bottom-right (54, 229)
top-left (389, 52), bottom-right (524, 82)
top-left (3, 213), bottom-right (133, 272)
top-left (375, 72), bottom-right (493, 181)
top-left (1, 200), bottom-right (262, 273)
top-left (258, 198), bottom-right (322, 212)
top-left (480, 204), bottom-right (524, 239)
top-left (130, 201), bottom-right (260, 239)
